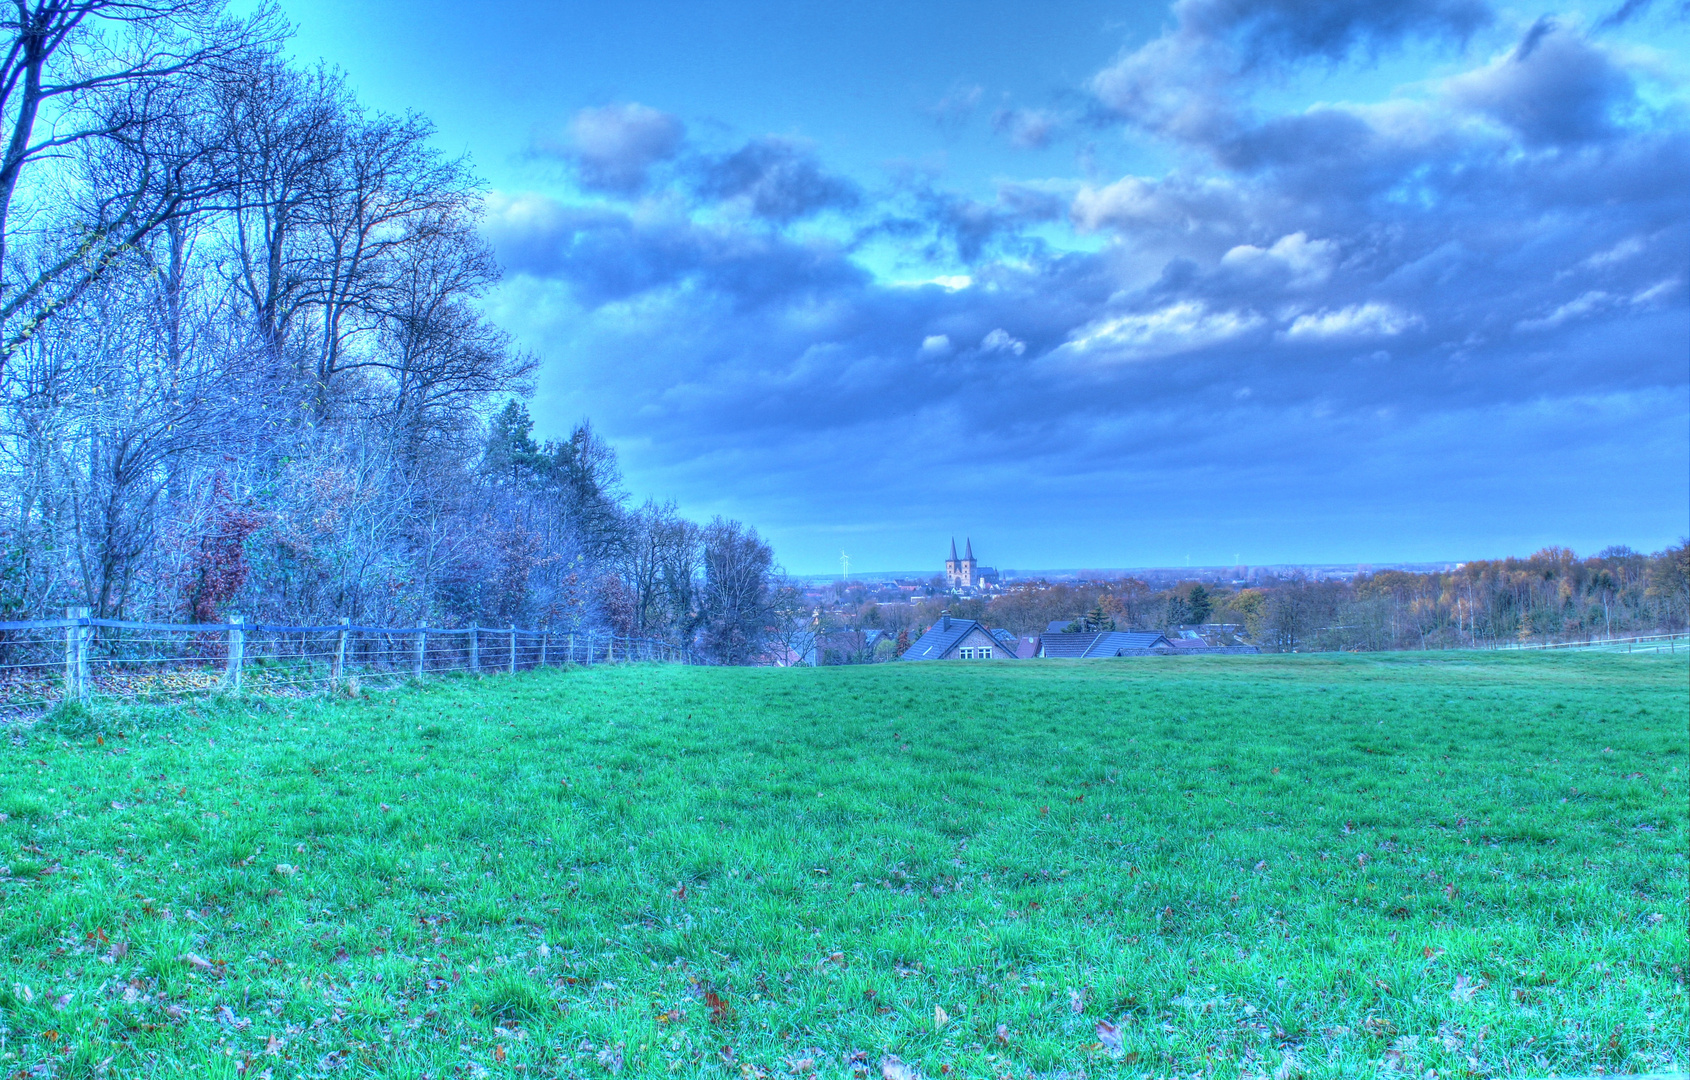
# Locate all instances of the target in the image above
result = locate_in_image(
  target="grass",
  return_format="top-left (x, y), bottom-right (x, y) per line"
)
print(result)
top-left (0, 653), bottom-right (1684, 1079)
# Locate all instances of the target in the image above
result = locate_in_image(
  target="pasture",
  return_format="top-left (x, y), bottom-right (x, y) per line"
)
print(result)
top-left (1, 653), bottom-right (1683, 1078)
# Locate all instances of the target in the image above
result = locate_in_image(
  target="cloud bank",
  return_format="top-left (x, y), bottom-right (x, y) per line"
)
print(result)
top-left (489, 1), bottom-right (1689, 570)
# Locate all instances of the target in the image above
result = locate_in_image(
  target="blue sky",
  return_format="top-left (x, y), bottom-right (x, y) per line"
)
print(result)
top-left (284, 0), bottom-right (1689, 574)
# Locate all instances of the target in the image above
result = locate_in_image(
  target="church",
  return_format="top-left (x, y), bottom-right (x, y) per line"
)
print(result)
top-left (944, 538), bottom-right (997, 590)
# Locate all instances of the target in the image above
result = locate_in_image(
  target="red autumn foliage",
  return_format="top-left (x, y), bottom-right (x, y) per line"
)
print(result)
top-left (183, 475), bottom-right (265, 623)
top-left (705, 989), bottom-right (732, 1024)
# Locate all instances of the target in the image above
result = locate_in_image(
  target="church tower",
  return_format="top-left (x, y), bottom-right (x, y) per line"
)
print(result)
top-left (961, 538), bottom-right (977, 588)
top-left (945, 538), bottom-right (960, 588)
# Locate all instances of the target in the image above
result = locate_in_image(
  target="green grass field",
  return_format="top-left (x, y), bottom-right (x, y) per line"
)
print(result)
top-left (2, 654), bottom-right (1684, 1079)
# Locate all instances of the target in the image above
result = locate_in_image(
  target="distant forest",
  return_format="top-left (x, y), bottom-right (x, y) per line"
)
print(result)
top-left (841, 545), bottom-right (1689, 653)
top-left (0, 4), bottom-right (775, 663)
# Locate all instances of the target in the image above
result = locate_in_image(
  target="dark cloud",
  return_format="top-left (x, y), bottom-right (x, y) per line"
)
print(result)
top-left (1450, 28), bottom-right (1636, 146)
top-left (1511, 15), bottom-right (1556, 60)
top-left (693, 138), bottom-right (861, 222)
top-left (1595, 0), bottom-right (1690, 29)
top-left (992, 107), bottom-right (1061, 149)
top-left (1178, 0), bottom-right (1492, 65)
top-left (539, 103), bottom-right (685, 194)
top-left (484, 194), bottom-right (865, 308)
top-left (899, 181), bottom-right (1067, 263)
top-left (1092, 0), bottom-right (1493, 146)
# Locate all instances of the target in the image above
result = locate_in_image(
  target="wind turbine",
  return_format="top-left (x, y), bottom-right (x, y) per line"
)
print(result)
top-left (840, 551), bottom-right (850, 580)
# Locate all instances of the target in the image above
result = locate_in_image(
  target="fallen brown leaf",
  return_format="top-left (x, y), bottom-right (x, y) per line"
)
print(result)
top-left (706, 989), bottom-right (732, 1024)
top-left (1096, 1019), bottom-right (1123, 1053)
top-left (881, 1055), bottom-right (919, 1080)
top-left (1450, 974), bottom-right (1483, 1003)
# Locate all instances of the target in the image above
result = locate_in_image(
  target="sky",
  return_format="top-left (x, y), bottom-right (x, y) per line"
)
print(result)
top-left (282, 0), bottom-right (1689, 574)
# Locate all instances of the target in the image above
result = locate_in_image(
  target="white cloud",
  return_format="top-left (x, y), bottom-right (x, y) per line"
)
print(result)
top-left (1061, 301), bottom-right (1265, 362)
top-left (1630, 278), bottom-right (1682, 308)
top-left (1515, 290), bottom-right (1611, 332)
top-left (557, 103), bottom-right (685, 193)
top-left (1518, 278), bottom-right (1686, 332)
top-left (1070, 174), bottom-right (1245, 235)
top-left (1283, 303), bottom-right (1420, 340)
top-left (981, 328), bottom-right (1026, 355)
top-left (918, 334), bottom-right (954, 357)
top-left (892, 275), bottom-right (972, 291)
top-left (1584, 236), bottom-right (1645, 269)
top-left (1221, 232), bottom-right (1338, 288)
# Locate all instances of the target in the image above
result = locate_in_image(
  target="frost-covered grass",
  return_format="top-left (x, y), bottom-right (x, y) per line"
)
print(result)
top-left (1, 653), bottom-right (1684, 1078)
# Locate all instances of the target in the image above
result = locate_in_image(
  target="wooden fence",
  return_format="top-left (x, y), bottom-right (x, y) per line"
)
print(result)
top-left (0, 609), bottom-right (689, 719)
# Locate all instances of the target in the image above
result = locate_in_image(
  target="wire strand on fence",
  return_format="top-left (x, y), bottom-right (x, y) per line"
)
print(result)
top-left (0, 614), bottom-right (693, 719)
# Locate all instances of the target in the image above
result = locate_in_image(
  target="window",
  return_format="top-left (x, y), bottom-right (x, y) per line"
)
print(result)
top-left (958, 647), bottom-right (975, 659)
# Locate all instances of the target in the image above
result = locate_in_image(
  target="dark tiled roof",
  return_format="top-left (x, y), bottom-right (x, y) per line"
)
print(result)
top-left (900, 618), bottom-right (1012, 661)
top-left (1108, 631), bottom-right (1174, 652)
top-left (1040, 631), bottom-right (1173, 657)
top-left (990, 628), bottom-right (1018, 649)
top-left (900, 618), bottom-right (978, 660)
top-left (1039, 632), bottom-right (1102, 658)
top-left (1046, 619), bottom-right (1079, 634)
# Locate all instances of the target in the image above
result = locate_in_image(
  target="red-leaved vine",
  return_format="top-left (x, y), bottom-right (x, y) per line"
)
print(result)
top-left (184, 475), bottom-right (266, 623)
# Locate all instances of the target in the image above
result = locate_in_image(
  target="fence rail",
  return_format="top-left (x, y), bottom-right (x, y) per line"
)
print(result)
top-left (1489, 632), bottom-right (1687, 654)
top-left (0, 608), bottom-right (690, 720)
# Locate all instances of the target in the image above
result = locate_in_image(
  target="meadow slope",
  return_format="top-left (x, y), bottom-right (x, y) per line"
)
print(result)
top-left (1, 653), bottom-right (1684, 1078)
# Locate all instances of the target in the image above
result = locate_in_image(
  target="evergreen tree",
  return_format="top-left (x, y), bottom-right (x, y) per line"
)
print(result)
top-left (483, 400), bottom-right (543, 486)
top-left (1187, 584), bottom-right (1213, 625)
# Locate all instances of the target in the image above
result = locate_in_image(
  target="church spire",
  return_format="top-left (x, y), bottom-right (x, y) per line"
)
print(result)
top-left (964, 537), bottom-right (974, 561)
top-left (950, 537), bottom-right (958, 562)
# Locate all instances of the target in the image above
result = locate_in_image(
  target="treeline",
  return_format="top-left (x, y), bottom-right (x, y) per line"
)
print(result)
top-left (0, 2), bottom-right (778, 662)
top-left (974, 544), bottom-right (1689, 651)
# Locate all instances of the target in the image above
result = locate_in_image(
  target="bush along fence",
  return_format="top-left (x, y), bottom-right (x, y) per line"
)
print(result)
top-left (0, 608), bottom-right (689, 719)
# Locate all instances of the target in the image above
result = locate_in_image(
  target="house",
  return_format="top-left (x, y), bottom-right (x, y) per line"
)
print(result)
top-left (900, 616), bottom-right (1015, 661)
top-left (1038, 630), bottom-right (1175, 658)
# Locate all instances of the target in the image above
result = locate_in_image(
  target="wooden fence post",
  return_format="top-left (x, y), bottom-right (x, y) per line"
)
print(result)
top-left (540, 631), bottom-right (548, 667)
top-left (568, 632), bottom-right (575, 664)
top-left (64, 606), bottom-right (90, 704)
top-left (332, 617), bottom-right (349, 687)
top-left (413, 622), bottom-right (427, 679)
top-left (586, 630), bottom-right (594, 665)
top-left (223, 613), bottom-right (245, 693)
top-left (509, 625), bottom-right (517, 674)
top-left (470, 627), bottom-right (479, 673)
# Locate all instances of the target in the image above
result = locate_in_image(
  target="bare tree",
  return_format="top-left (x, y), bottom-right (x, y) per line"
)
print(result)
top-left (697, 516), bottom-right (774, 665)
top-left (0, 0), bottom-right (278, 367)
top-left (373, 214), bottom-right (532, 439)
top-left (214, 55), bottom-right (341, 371)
